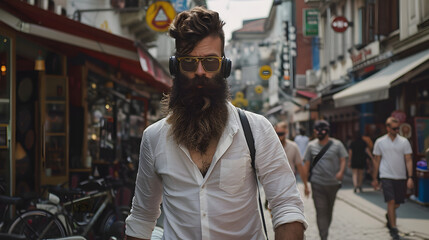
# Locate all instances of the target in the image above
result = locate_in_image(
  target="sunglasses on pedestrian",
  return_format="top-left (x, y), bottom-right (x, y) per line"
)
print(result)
top-left (177, 56), bottom-right (223, 73)
top-left (276, 132), bottom-right (286, 137)
top-left (390, 126), bottom-right (399, 131)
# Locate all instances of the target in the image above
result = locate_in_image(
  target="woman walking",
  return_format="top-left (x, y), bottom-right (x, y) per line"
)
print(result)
top-left (348, 132), bottom-right (373, 192)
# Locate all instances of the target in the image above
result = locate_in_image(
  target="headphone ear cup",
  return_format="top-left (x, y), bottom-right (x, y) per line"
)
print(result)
top-left (169, 56), bottom-right (178, 76)
top-left (222, 57), bottom-right (232, 78)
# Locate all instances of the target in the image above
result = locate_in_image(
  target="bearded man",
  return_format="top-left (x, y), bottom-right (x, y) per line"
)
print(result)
top-left (303, 120), bottom-right (347, 240)
top-left (125, 6), bottom-right (306, 240)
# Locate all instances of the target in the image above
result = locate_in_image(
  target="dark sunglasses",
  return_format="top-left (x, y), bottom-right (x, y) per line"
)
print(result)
top-left (177, 56), bottom-right (223, 73)
top-left (276, 132), bottom-right (286, 136)
top-left (390, 127), bottom-right (399, 131)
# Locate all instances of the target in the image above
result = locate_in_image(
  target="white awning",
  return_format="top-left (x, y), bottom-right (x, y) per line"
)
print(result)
top-left (333, 49), bottom-right (429, 107)
top-left (293, 110), bottom-right (310, 122)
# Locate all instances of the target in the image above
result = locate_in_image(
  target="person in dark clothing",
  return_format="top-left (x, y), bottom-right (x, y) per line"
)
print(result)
top-left (348, 132), bottom-right (374, 193)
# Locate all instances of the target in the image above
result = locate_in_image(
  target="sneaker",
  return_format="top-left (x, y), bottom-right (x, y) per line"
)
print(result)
top-left (386, 213), bottom-right (392, 230)
top-left (389, 227), bottom-right (400, 240)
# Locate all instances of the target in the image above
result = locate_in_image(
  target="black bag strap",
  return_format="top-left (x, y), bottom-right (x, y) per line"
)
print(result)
top-left (237, 108), bottom-right (268, 240)
top-left (309, 140), bottom-right (333, 178)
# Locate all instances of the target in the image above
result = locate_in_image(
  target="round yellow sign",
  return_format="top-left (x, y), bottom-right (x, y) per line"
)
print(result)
top-left (146, 1), bottom-right (176, 32)
top-left (255, 85), bottom-right (264, 94)
top-left (259, 65), bottom-right (272, 80)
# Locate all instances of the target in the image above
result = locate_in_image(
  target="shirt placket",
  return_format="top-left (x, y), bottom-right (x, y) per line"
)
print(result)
top-left (200, 182), bottom-right (210, 239)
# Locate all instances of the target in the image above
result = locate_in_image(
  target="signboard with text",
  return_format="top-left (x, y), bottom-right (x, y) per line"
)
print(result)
top-left (303, 9), bottom-right (319, 37)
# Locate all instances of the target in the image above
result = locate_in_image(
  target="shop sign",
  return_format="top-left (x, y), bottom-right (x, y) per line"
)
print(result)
top-left (146, 1), bottom-right (176, 32)
top-left (331, 16), bottom-right (349, 33)
top-left (303, 9), bottom-right (319, 37)
top-left (171, 0), bottom-right (188, 13)
top-left (351, 41), bottom-right (380, 66)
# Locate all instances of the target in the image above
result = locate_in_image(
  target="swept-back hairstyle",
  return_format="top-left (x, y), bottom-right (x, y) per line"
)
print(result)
top-left (168, 6), bottom-right (226, 56)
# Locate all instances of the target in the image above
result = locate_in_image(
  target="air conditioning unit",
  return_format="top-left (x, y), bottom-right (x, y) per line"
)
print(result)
top-left (295, 74), bottom-right (306, 89)
top-left (305, 69), bottom-right (319, 87)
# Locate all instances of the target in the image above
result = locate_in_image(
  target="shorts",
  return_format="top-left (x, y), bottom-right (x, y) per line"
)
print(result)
top-left (381, 178), bottom-right (407, 204)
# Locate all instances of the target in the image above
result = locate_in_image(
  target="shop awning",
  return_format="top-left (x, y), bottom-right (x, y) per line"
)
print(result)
top-left (296, 90), bottom-right (317, 99)
top-left (333, 49), bottom-right (429, 107)
top-left (0, 0), bottom-right (172, 91)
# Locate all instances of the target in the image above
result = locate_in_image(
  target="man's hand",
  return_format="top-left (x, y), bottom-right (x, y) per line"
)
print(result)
top-left (275, 222), bottom-right (304, 240)
top-left (335, 171), bottom-right (344, 181)
top-left (407, 178), bottom-right (414, 189)
top-left (304, 185), bottom-right (310, 198)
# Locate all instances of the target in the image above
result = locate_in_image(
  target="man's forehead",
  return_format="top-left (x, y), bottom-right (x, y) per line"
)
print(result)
top-left (188, 35), bottom-right (222, 56)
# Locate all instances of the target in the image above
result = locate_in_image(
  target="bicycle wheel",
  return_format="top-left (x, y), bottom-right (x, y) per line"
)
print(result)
top-left (99, 205), bottom-right (130, 240)
top-left (8, 209), bottom-right (67, 239)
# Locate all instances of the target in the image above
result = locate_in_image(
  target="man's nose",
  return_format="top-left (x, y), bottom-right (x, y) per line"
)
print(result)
top-left (195, 61), bottom-right (206, 76)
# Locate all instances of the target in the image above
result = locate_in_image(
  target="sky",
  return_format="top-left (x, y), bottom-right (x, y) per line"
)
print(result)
top-left (206, 0), bottom-right (272, 42)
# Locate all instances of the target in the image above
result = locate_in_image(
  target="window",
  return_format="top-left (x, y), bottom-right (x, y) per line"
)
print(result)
top-left (367, 1), bottom-right (375, 42)
top-left (357, 7), bottom-right (364, 45)
top-left (378, 0), bottom-right (399, 38)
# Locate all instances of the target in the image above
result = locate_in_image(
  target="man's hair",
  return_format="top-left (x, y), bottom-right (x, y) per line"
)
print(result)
top-left (275, 121), bottom-right (288, 129)
top-left (314, 120), bottom-right (330, 130)
top-left (386, 116), bottom-right (399, 126)
top-left (168, 6), bottom-right (226, 56)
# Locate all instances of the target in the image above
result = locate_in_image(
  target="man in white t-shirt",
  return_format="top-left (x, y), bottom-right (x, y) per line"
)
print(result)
top-left (372, 116), bottom-right (414, 240)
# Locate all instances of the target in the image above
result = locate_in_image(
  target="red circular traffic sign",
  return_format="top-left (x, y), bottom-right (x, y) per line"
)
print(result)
top-left (331, 16), bottom-right (349, 33)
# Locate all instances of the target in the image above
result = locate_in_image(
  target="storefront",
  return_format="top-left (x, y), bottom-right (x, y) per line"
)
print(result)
top-left (333, 48), bottom-right (429, 198)
top-left (0, 1), bottom-right (171, 196)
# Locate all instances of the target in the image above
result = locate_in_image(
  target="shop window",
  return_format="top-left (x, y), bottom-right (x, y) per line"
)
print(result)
top-left (0, 34), bottom-right (11, 195)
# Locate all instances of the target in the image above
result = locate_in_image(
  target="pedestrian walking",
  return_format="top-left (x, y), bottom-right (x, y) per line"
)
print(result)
top-left (274, 121), bottom-right (309, 192)
top-left (348, 131), bottom-right (374, 193)
top-left (303, 120), bottom-right (348, 240)
top-left (372, 116), bottom-right (414, 240)
top-left (294, 128), bottom-right (310, 158)
top-left (125, 6), bottom-right (307, 240)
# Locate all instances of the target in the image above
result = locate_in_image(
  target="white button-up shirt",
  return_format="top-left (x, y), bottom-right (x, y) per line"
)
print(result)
top-left (125, 102), bottom-right (307, 239)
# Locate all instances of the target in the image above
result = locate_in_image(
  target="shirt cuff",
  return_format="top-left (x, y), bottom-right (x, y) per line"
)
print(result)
top-left (272, 212), bottom-right (308, 230)
top-left (125, 214), bottom-right (156, 239)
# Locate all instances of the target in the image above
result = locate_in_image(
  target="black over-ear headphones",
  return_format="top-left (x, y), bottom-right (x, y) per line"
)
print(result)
top-left (169, 56), bottom-right (232, 78)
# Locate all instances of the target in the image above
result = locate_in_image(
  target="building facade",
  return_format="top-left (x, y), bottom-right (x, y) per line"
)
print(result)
top-left (0, 0), bottom-right (205, 197)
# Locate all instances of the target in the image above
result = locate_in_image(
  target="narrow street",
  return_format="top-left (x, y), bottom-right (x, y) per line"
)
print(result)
top-left (262, 173), bottom-right (429, 240)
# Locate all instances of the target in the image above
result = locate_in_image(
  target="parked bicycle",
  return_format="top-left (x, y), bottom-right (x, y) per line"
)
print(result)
top-left (0, 191), bottom-right (39, 233)
top-left (7, 177), bottom-right (129, 240)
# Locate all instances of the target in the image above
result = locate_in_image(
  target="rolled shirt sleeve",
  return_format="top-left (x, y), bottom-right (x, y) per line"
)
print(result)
top-left (125, 128), bottom-right (163, 238)
top-left (248, 113), bottom-right (308, 230)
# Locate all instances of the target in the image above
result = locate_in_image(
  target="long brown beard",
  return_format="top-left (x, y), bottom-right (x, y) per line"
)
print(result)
top-left (162, 72), bottom-right (229, 153)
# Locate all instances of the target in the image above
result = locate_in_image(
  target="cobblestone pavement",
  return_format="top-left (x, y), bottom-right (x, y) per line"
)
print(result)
top-left (300, 184), bottom-right (392, 240)
top-left (261, 178), bottom-right (429, 240)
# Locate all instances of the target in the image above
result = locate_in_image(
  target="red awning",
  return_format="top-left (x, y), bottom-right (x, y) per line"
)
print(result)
top-left (0, 0), bottom-right (172, 91)
top-left (296, 90), bottom-right (317, 99)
